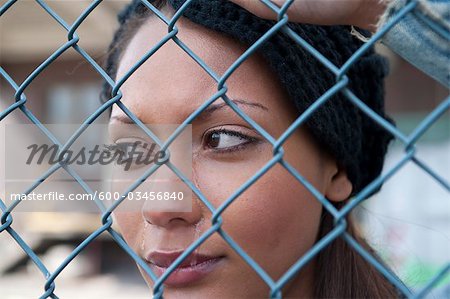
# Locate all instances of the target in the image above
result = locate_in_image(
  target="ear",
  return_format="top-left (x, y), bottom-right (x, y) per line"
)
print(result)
top-left (324, 165), bottom-right (353, 202)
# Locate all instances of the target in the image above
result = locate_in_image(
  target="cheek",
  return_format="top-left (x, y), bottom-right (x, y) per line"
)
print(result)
top-left (194, 154), bottom-right (323, 278)
top-left (225, 165), bottom-right (322, 270)
top-left (114, 212), bottom-right (143, 250)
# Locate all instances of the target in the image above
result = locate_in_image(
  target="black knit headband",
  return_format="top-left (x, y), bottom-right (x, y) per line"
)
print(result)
top-left (103, 0), bottom-right (394, 197)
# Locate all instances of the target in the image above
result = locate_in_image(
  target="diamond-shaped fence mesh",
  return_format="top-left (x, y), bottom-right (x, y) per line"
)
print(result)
top-left (1, 0), bottom-right (449, 298)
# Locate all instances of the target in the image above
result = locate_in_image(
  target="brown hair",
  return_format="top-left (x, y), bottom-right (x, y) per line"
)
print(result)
top-left (315, 204), bottom-right (401, 298)
top-left (103, 1), bottom-right (404, 298)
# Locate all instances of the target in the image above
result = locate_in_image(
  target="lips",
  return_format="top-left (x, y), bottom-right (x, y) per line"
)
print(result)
top-left (145, 251), bottom-right (225, 287)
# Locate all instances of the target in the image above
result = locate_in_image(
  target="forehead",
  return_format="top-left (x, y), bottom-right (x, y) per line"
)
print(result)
top-left (116, 14), bottom-right (250, 88)
top-left (113, 13), bottom-right (290, 124)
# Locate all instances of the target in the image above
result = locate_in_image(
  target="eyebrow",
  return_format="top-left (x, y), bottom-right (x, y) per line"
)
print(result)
top-left (109, 98), bottom-right (268, 124)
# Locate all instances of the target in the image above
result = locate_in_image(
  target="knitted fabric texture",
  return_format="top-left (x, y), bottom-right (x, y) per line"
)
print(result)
top-left (103, 0), bottom-right (394, 197)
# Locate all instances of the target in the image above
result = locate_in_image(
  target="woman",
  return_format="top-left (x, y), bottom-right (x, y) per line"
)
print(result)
top-left (102, 0), bottom-right (403, 297)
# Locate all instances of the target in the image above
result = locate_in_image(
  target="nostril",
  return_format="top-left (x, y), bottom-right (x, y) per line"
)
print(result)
top-left (168, 217), bottom-right (190, 225)
top-left (141, 193), bottom-right (203, 228)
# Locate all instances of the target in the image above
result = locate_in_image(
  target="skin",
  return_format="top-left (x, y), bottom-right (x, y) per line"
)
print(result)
top-left (110, 8), bottom-right (352, 299)
top-left (229, 0), bottom-right (389, 32)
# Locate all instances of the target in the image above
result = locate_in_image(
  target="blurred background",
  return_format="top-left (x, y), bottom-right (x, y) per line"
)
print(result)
top-left (0, 1), bottom-right (449, 298)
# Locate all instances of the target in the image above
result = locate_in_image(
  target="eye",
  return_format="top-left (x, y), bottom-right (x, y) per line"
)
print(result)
top-left (105, 142), bottom-right (137, 160)
top-left (104, 138), bottom-right (159, 170)
top-left (204, 129), bottom-right (257, 151)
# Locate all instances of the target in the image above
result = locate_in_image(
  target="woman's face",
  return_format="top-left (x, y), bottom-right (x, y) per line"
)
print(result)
top-left (111, 11), bottom-right (351, 299)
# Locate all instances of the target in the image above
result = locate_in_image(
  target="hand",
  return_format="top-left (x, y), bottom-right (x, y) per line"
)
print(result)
top-left (229, 0), bottom-right (389, 32)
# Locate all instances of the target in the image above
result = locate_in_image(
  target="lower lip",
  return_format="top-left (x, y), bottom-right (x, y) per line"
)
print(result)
top-left (149, 257), bottom-right (224, 287)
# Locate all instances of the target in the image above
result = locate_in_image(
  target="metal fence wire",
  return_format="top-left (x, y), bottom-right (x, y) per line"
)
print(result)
top-left (1, 0), bottom-right (449, 298)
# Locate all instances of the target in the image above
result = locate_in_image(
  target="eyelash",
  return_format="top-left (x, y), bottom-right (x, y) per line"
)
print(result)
top-left (104, 143), bottom-right (133, 159)
top-left (107, 128), bottom-right (260, 161)
top-left (104, 141), bottom-right (154, 164)
top-left (203, 128), bottom-right (259, 153)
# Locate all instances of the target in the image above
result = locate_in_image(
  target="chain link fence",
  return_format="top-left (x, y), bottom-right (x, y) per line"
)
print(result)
top-left (1, 0), bottom-right (449, 298)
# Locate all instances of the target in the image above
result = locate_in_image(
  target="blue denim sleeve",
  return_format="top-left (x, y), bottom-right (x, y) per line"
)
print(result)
top-left (378, 0), bottom-right (450, 87)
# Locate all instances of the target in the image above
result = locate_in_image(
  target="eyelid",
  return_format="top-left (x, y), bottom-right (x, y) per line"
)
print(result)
top-left (106, 139), bottom-right (159, 171)
top-left (203, 125), bottom-right (260, 140)
top-left (113, 136), bottom-right (151, 144)
top-left (202, 126), bottom-right (262, 153)
top-left (209, 129), bottom-right (252, 140)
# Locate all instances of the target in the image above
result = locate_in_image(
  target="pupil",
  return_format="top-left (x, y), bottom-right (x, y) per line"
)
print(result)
top-left (209, 132), bottom-right (221, 147)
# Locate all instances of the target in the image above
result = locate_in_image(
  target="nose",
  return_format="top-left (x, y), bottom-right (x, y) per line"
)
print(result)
top-left (142, 131), bottom-right (203, 228)
top-left (142, 197), bottom-right (203, 228)
top-left (141, 165), bottom-right (203, 228)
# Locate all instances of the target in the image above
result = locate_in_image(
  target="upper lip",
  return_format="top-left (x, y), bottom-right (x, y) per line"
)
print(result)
top-left (146, 251), bottom-right (222, 268)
